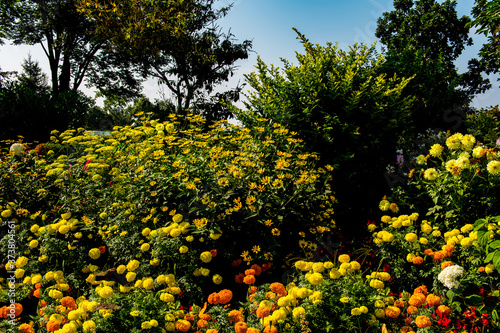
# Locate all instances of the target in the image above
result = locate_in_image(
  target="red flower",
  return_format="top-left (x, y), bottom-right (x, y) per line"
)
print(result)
top-left (99, 246), bottom-right (106, 254)
top-left (210, 249), bottom-right (217, 257)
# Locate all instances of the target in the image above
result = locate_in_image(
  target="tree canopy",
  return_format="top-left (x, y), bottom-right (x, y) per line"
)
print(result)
top-left (376, 0), bottom-right (490, 133)
top-left (77, 0), bottom-right (252, 120)
top-left (0, 0), bottom-right (143, 96)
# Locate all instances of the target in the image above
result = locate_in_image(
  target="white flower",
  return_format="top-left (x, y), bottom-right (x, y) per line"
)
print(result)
top-left (10, 143), bottom-right (24, 156)
top-left (438, 265), bottom-right (464, 289)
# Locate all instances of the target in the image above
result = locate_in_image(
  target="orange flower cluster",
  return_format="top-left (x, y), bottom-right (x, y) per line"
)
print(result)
top-left (0, 302), bottom-right (23, 320)
top-left (207, 289), bottom-right (233, 305)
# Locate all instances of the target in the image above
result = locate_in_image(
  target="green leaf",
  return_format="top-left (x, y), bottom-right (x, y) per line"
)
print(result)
top-left (489, 240), bottom-right (500, 249)
top-left (465, 294), bottom-right (484, 306)
top-left (493, 251), bottom-right (500, 271)
top-left (485, 251), bottom-right (494, 263)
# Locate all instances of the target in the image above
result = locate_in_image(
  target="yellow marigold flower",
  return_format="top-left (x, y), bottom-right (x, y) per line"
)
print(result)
top-left (389, 203), bottom-right (399, 213)
top-left (351, 307), bottom-right (362, 316)
top-left (82, 320), bottom-right (96, 333)
top-left (29, 239), bottom-right (39, 248)
top-left (143, 278), bottom-right (154, 290)
top-left (485, 264), bottom-right (496, 274)
top-left (126, 272), bottom-right (136, 282)
top-left (446, 133), bottom-right (463, 150)
top-left (429, 144), bottom-right (444, 157)
top-left (292, 306), bottom-right (305, 320)
top-left (381, 215), bottom-right (391, 223)
top-left (89, 248), bottom-right (101, 260)
top-left (405, 233), bottom-right (418, 243)
top-left (340, 297), bottom-right (349, 303)
top-left (98, 286), bottom-right (113, 299)
top-left (338, 254), bottom-right (350, 263)
top-left (140, 243), bottom-right (150, 251)
top-left (179, 246), bottom-right (188, 254)
top-left (330, 269), bottom-right (341, 279)
top-left (307, 272), bottom-right (324, 285)
top-left (200, 251), bottom-right (212, 263)
top-left (212, 274), bottom-right (223, 285)
top-left (359, 306), bottom-right (368, 314)
top-left (1, 209), bottom-right (12, 218)
top-left (127, 260), bottom-right (140, 271)
top-left (172, 214), bottom-right (183, 223)
top-left (15, 256), bottom-right (28, 268)
top-left (369, 279), bottom-right (384, 289)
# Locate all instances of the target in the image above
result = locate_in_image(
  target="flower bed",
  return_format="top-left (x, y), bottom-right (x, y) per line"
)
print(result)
top-left (1, 116), bottom-right (499, 332)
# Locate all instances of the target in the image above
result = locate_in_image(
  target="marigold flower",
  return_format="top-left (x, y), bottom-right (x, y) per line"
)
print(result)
top-left (415, 315), bottom-right (432, 328)
top-left (256, 306), bottom-right (271, 318)
top-left (200, 251), bottom-right (213, 263)
top-left (426, 294), bottom-right (441, 307)
top-left (263, 325), bottom-right (278, 333)
top-left (98, 286), bottom-right (113, 299)
top-left (243, 275), bottom-right (255, 285)
top-left (437, 305), bottom-right (451, 316)
top-left (61, 296), bottom-right (77, 310)
top-left (245, 269), bottom-right (256, 276)
top-left (385, 306), bottom-right (401, 319)
top-left (338, 254), bottom-right (350, 263)
top-left (88, 248), bottom-right (100, 260)
top-left (406, 306), bottom-right (418, 315)
top-left (175, 319), bottom-right (191, 332)
top-left (409, 293), bottom-right (426, 307)
top-left (250, 264), bottom-right (262, 276)
top-left (270, 282), bottom-right (287, 296)
top-left (19, 323), bottom-right (35, 333)
top-left (235, 273), bottom-right (245, 283)
top-left (208, 293), bottom-right (220, 305)
top-left (46, 320), bottom-right (61, 332)
top-left (218, 289), bottom-right (233, 304)
top-left (235, 321), bottom-right (248, 333)
top-left (412, 256), bottom-right (424, 265)
top-left (307, 272), bottom-right (324, 285)
top-left (228, 309), bottom-right (245, 324)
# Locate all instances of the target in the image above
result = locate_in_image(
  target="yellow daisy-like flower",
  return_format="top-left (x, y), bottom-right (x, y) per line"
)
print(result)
top-left (271, 228), bottom-right (280, 236)
top-left (423, 168), bottom-right (438, 180)
top-left (379, 200), bottom-right (390, 211)
top-left (251, 245), bottom-right (261, 253)
top-left (487, 160), bottom-right (500, 175)
top-left (429, 144), bottom-right (444, 157)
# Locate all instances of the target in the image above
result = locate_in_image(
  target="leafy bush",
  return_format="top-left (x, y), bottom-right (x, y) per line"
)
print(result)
top-left (235, 29), bottom-right (414, 234)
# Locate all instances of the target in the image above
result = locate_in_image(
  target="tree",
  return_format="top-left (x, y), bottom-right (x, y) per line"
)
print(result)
top-left (77, 0), bottom-right (252, 120)
top-left (0, 0), bottom-right (143, 96)
top-left (468, 0), bottom-right (500, 86)
top-left (376, 0), bottom-right (490, 133)
top-left (236, 29), bottom-right (414, 234)
top-left (17, 54), bottom-right (50, 94)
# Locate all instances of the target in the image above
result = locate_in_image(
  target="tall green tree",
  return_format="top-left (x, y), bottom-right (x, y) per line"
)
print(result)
top-left (236, 29), bottom-right (414, 234)
top-left (78, 0), bottom-right (252, 120)
top-left (469, 0), bottom-right (500, 86)
top-left (376, 0), bottom-right (490, 133)
top-left (0, 0), bottom-right (143, 96)
top-left (17, 54), bottom-right (50, 94)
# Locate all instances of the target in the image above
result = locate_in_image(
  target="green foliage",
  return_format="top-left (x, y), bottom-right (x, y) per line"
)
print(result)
top-left (469, 0), bottom-right (500, 86)
top-left (376, 0), bottom-right (489, 133)
top-left (464, 105), bottom-right (500, 147)
top-left (78, 0), bottom-right (251, 119)
top-left (236, 29), bottom-right (413, 233)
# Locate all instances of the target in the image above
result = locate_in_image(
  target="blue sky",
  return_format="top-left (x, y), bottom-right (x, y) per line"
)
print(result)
top-left (0, 0), bottom-right (498, 109)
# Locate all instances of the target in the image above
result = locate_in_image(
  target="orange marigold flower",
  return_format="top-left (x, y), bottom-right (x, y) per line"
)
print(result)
top-left (426, 294), bottom-right (441, 307)
top-left (443, 244), bottom-right (455, 252)
top-left (175, 319), bottom-right (192, 332)
top-left (19, 323), bottom-right (35, 333)
top-left (413, 285), bottom-right (428, 296)
top-left (206, 329), bottom-right (219, 333)
top-left (35, 283), bottom-right (42, 289)
top-left (99, 246), bottom-right (106, 254)
top-left (269, 282), bottom-right (287, 296)
top-left (436, 305), bottom-right (451, 316)
top-left (250, 264), bottom-right (262, 276)
top-left (228, 310), bottom-right (244, 324)
top-left (412, 256), bottom-right (424, 265)
top-left (478, 266), bottom-right (485, 273)
top-left (0, 307), bottom-right (7, 318)
top-left (245, 269), bottom-right (256, 276)
top-left (243, 275), bottom-right (255, 285)
top-left (60, 296), bottom-right (77, 310)
top-left (406, 306), bottom-right (418, 315)
top-left (400, 326), bottom-right (414, 333)
top-left (249, 286), bottom-right (258, 294)
top-left (415, 315), bottom-right (432, 328)
top-left (256, 307), bottom-right (270, 318)
top-left (408, 293), bottom-right (426, 307)
top-left (235, 273), bottom-right (245, 284)
top-left (423, 249), bottom-right (434, 256)
top-left (197, 319), bottom-right (209, 328)
top-left (263, 325), bottom-right (278, 333)
top-left (433, 251), bottom-right (445, 262)
top-left (208, 292), bottom-right (220, 305)
top-left (210, 249), bottom-right (217, 257)
top-left (46, 320), bottom-right (61, 332)
top-left (218, 289), bottom-right (233, 304)
top-left (235, 321), bottom-right (248, 333)
top-left (247, 328), bottom-right (260, 333)
top-left (385, 306), bottom-right (401, 319)
top-left (34, 289), bottom-right (41, 298)
top-left (404, 317), bottom-right (413, 325)
top-left (441, 261), bottom-right (453, 270)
